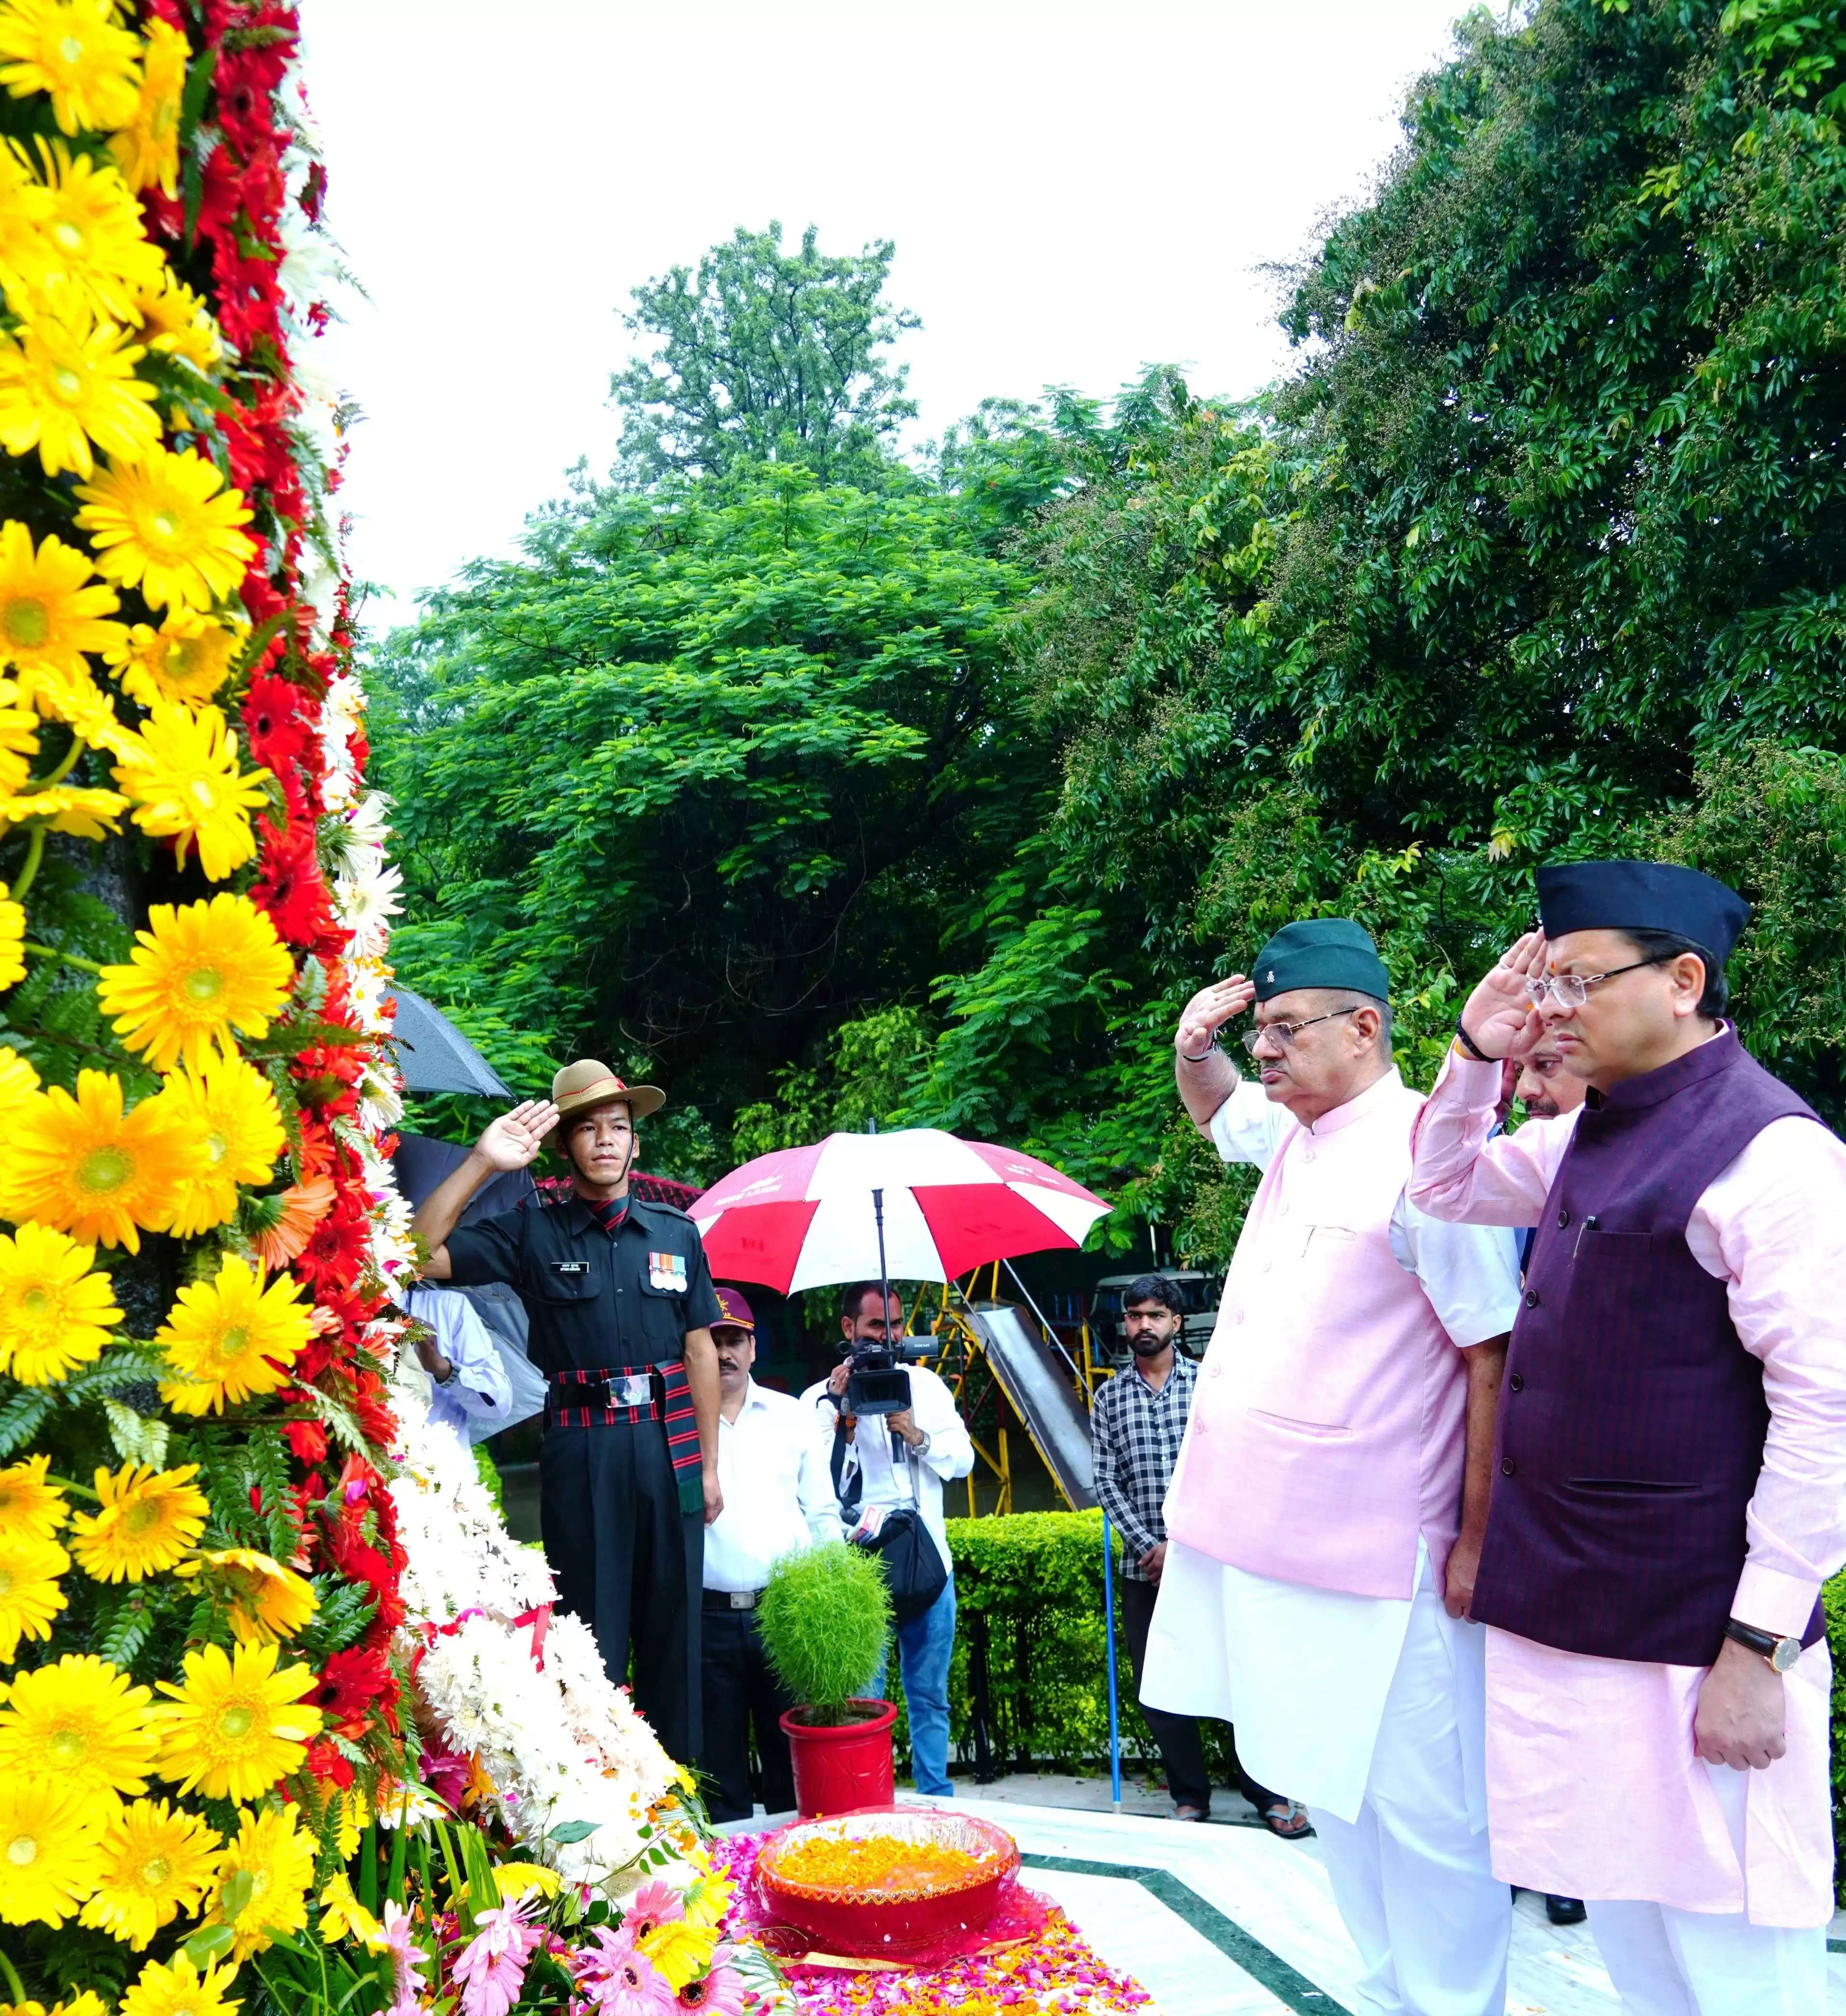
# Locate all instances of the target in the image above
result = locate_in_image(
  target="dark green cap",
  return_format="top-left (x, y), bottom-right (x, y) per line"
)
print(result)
top-left (1251, 918), bottom-right (1390, 1002)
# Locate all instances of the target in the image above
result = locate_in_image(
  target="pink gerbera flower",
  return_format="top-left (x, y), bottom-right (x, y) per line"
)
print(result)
top-left (454, 1899), bottom-right (543, 2016)
top-left (574, 1926), bottom-right (676, 2016)
top-left (380, 1900), bottom-right (429, 2016)
top-left (674, 1954), bottom-right (746, 2016)
top-left (623, 1879), bottom-right (684, 1943)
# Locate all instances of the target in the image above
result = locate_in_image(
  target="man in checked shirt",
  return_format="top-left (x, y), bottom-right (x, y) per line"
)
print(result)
top-left (1090, 1275), bottom-right (1307, 1835)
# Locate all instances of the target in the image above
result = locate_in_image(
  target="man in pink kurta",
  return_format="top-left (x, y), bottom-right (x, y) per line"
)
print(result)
top-left (1407, 860), bottom-right (1846, 2016)
top-left (1144, 917), bottom-right (1520, 2016)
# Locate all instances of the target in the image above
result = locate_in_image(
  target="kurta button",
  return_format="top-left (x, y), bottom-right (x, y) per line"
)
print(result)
top-left (1523, 1289), bottom-right (1539, 1307)
top-left (1557, 1207), bottom-right (1570, 1228)
top-left (1501, 1457), bottom-right (1517, 1477)
top-left (1509, 1372), bottom-right (1524, 1393)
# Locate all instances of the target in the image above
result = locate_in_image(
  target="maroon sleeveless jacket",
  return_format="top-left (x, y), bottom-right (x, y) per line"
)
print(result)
top-left (1471, 1027), bottom-right (1824, 1666)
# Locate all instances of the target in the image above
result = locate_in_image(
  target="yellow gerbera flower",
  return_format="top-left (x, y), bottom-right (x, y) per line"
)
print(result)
top-left (127, 269), bottom-right (218, 373)
top-left (105, 611), bottom-right (240, 709)
top-left (79, 1796), bottom-right (219, 1949)
top-left (174, 1548), bottom-right (315, 1648)
top-left (0, 137), bottom-right (54, 307)
top-left (0, 313), bottom-right (160, 478)
top-left (492, 1862), bottom-right (562, 1904)
top-left (0, 1221), bottom-right (122, 1385)
top-left (97, 893), bottom-right (293, 1075)
top-left (0, 1995), bottom-right (107, 2016)
top-left (14, 657), bottom-right (135, 762)
top-left (30, 139), bottom-right (166, 325)
top-left (0, 1525), bottom-right (68, 1658)
top-left (68, 1461), bottom-right (208, 1583)
top-left (0, 1775), bottom-right (104, 1926)
top-left (108, 16), bottom-right (185, 198)
top-left (149, 1640), bottom-right (322, 1803)
top-left (0, 1454), bottom-right (65, 1540)
top-left (162, 1055), bottom-right (287, 1239)
top-left (0, 0), bottom-right (142, 137)
top-left (638, 1919), bottom-right (719, 1992)
top-left (681, 1863), bottom-right (735, 1929)
top-left (120, 1955), bottom-right (241, 2016)
top-left (1, 1069), bottom-right (200, 1251)
top-left (0, 1653), bottom-right (156, 1805)
top-left (72, 445), bottom-right (255, 612)
top-left (0, 878), bottom-right (21, 990)
top-left (0, 779), bottom-right (127, 838)
top-left (203, 1802), bottom-right (313, 1960)
top-left (0, 1041), bottom-right (38, 1113)
top-left (0, 520), bottom-right (125, 680)
top-left (156, 1254), bottom-right (312, 1418)
top-left (0, 705), bottom-right (37, 793)
top-left (316, 1870), bottom-right (387, 1951)
top-left (111, 702), bottom-right (271, 881)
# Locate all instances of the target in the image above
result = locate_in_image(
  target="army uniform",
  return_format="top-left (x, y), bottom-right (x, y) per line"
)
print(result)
top-left (445, 1121), bottom-right (720, 1765)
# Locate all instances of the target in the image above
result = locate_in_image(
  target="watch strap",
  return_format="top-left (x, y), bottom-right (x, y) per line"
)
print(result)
top-left (1724, 1617), bottom-right (1801, 1671)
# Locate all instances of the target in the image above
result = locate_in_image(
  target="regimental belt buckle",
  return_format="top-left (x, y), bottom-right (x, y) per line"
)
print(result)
top-left (728, 1590), bottom-right (757, 1610)
top-left (608, 1372), bottom-right (654, 1409)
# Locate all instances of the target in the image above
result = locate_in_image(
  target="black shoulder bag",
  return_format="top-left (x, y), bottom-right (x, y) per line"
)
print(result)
top-left (831, 1418), bottom-right (947, 1625)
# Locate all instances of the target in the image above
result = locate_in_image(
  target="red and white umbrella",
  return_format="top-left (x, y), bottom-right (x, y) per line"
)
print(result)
top-left (691, 1128), bottom-right (1112, 1293)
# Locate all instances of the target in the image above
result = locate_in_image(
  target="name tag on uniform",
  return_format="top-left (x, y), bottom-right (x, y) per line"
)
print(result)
top-left (648, 1251), bottom-right (688, 1292)
top-left (552, 1261), bottom-right (590, 1276)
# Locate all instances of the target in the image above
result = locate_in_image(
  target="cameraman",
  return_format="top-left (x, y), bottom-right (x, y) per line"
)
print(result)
top-left (804, 1283), bottom-right (974, 1796)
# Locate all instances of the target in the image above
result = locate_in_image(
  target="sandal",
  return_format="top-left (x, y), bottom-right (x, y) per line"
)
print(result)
top-left (1259, 1798), bottom-right (1311, 1840)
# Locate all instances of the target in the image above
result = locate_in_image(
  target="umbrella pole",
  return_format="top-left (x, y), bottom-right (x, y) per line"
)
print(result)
top-left (1103, 1514), bottom-right (1122, 1813)
top-left (872, 1186), bottom-right (893, 1336)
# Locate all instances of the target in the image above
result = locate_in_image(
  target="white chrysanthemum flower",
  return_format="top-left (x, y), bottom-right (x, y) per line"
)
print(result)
top-left (335, 857), bottom-right (403, 959)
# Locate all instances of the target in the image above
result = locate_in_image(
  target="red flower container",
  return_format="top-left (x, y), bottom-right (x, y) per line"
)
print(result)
top-left (779, 1699), bottom-right (898, 1818)
top-left (756, 1808), bottom-right (1022, 1959)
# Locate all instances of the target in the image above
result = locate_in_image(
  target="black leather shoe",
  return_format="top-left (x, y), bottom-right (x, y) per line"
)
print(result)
top-left (1545, 1895), bottom-right (1587, 1926)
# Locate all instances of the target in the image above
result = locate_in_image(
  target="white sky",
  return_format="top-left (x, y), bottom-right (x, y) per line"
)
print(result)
top-left (301, 0), bottom-right (1475, 636)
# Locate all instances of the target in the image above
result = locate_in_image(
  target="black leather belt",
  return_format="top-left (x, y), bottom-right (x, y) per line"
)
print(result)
top-left (703, 1587), bottom-right (764, 1611)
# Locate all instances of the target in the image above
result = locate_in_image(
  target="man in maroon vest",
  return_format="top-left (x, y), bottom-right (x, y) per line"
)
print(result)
top-left (1406, 860), bottom-right (1846, 2015)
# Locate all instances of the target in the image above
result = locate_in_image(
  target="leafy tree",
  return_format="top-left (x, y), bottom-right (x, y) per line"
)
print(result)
top-left (610, 223), bottom-right (920, 485)
top-left (369, 464), bottom-right (1049, 1180)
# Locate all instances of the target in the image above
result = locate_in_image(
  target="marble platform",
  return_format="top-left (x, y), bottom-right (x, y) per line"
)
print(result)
top-left (732, 1795), bottom-right (1846, 2015)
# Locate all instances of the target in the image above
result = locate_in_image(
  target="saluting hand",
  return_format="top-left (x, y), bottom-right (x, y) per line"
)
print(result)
top-left (473, 1099), bottom-right (559, 1173)
top-left (1176, 976), bottom-right (1256, 1059)
top-left (1459, 932), bottom-right (1549, 1062)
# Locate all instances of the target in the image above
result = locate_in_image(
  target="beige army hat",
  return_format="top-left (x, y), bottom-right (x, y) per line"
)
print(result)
top-left (550, 1059), bottom-right (666, 1122)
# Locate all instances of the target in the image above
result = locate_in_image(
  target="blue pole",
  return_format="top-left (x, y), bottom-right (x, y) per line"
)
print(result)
top-left (1102, 1513), bottom-right (1122, 1812)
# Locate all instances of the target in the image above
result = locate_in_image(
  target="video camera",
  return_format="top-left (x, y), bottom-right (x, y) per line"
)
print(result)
top-left (841, 1335), bottom-right (939, 1417)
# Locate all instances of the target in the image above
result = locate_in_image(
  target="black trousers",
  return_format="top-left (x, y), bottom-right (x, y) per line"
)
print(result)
top-left (1120, 1575), bottom-right (1281, 1816)
top-left (540, 1418), bottom-right (703, 1765)
top-left (697, 1600), bottom-right (796, 1822)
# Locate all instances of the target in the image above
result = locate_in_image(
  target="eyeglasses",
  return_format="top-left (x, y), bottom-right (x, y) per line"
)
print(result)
top-left (1523, 956), bottom-right (1668, 1009)
top-left (1239, 1007), bottom-right (1360, 1055)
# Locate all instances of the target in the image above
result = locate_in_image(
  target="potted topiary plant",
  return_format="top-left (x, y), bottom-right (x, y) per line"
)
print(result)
top-left (758, 1539), bottom-right (897, 1816)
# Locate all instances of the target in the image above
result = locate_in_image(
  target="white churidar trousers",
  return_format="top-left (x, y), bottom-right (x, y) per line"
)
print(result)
top-left (1586, 1760), bottom-right (1828, 2016)
top-left (1143, 1540), bottom-right (1508, 2016)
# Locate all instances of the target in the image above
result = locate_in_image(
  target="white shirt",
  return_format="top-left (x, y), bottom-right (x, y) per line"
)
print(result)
top-left (1209, 1072), bottom-right (1521, 1347)
top-left (406, 1287), bottom-right (514, 1446)
top-left (798, 1362), bottom-right (976, 1577)
top-left (702, 1380), bottom-right (837, 1593)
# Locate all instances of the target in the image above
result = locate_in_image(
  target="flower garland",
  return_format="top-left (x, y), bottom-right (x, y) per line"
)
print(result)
top-left (0, 0), bottom-right (417, 2006)
top-left (0, 17), bottom-right (800, 2016)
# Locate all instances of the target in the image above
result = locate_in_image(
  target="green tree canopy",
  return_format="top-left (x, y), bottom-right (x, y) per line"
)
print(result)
top-left (371, 463), bottom-right (1051, 1173)
top-left (610, 222), bottom-right (920, 486)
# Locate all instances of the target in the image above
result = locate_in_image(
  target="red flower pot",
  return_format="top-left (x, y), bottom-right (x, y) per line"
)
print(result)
top-left (779, 1698), bottom-right (898, 1818)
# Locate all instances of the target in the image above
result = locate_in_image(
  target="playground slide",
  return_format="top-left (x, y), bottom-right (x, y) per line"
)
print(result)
top-left (967, 1301), bottom-right (1099, 1512)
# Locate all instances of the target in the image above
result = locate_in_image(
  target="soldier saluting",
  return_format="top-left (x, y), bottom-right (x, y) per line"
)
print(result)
top-left (413, 1061), bottom-right (723, 1766)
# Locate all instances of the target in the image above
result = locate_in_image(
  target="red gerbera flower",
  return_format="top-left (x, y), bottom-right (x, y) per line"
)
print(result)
top-left (303, 1737), bottom-right (356, 1788)
top-left (252, 818), bottom-right (342, 948)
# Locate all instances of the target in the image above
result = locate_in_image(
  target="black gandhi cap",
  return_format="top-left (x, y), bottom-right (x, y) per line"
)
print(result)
top-left (1535, 860), bottom-right (1750, 964)
top-left (1251, 918), bottom-right (1391, 1002)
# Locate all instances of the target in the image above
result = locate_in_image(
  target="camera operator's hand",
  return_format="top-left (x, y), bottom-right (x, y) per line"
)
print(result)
top-left (889, 1407), bottom-right (924, 1450)
top-left (827, 1361), bottom-right (851, 1399)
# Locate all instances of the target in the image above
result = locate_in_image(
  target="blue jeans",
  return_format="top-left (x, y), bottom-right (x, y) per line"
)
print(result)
top-left (870, 1575), bottom-right (956, 1796)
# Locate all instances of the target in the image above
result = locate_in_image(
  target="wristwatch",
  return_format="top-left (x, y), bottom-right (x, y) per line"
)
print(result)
top-left (912, 1430), bottom-right (931, 1458)
top-left (1724, 1617), bottom-right (1802, 1672)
